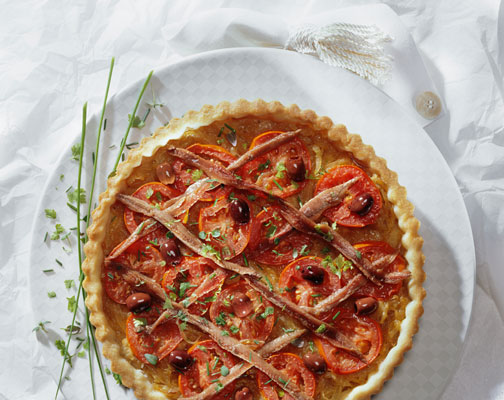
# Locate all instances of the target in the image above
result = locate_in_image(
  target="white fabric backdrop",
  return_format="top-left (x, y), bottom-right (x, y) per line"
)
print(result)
top-left (1, 0), bottom-right (503, 399)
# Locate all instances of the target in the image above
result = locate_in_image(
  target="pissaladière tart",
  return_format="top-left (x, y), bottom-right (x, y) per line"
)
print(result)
top-left (83, 99), bottom-right (425, 400)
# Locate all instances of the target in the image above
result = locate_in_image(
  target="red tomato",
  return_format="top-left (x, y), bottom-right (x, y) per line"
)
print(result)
top-left (278, 257), bottom-right (341, 308)
top-left (179, 340), bottom-right (238, 398)
top-left (249, 205), bottom-right (312, 266)
top-left (198, 194), bottom-right (252, 260)
top-left (123, 182), bottom-right (178, 237)
top-left (161, 257), bottom-right (227, 315)
top-left (103, 245), bottom-right (166, 304)
top-left (239, 131), bottom-right (311, 198)
top-left (170, 144), bottom-right (237, 195)
top-left (209, 281), bottom-right (274, 346)
top-left (314, 308), bottom-right (382, 374)
top-left (351, 241), bottom-right (406, 300)
top-left (257, 353), bottom-right (316, 400)
top-left (126, 306), bottom-right (182, 365)
top-left (314, 165), bottom-right (382, 227)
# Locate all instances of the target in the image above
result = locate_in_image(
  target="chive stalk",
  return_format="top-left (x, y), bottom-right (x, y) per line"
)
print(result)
top-left (111, 70), bottom-right (153, 174)
top-left (55, 103), bottom-right (88, 400)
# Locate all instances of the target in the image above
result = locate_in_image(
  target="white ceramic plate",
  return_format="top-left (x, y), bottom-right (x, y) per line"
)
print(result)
top-left (30, 48), bottom-right (475, 400)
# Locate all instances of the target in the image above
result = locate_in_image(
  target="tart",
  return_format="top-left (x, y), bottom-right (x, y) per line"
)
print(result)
top-left (83, 99), bottom-right (425, 400)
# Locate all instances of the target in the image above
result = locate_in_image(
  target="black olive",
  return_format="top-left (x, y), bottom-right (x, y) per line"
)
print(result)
top-left (300, 265), bottom-right (325, 285)
top-left (160, 240), bottom-right (181, 265)
top-left (285, 155), bottom-right (306, 182)
top-left (125, 292), bottom-right (151, 313)
top-left (156, 163), bottom-right (175, 185)
top-left (302, 352), bottom-right (327, 374)
top-left (348, 193), bottom-right (374, 216)
top-left (229, 199), bottom-right (250, 224)
top-left (168, 350), bottom-right (194, 371)
top-left (354, 297), bottom-right (378, 315)
top-left (231, 292), bottom-right (253, 318)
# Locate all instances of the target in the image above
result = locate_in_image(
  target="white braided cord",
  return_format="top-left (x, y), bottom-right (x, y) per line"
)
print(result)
top-left (285, 23), bottom-right (393, 85)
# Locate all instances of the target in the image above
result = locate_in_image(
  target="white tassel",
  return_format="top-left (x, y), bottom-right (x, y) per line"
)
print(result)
top-left (285, 23), bottom-right (393, 86)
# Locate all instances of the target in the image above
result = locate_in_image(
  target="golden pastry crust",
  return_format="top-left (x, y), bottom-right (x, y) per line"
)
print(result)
top-left (83, 99), bottom-right (425, 400)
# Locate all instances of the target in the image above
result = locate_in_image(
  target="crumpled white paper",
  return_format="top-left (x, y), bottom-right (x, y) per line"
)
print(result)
top-left (0, 1), bottom-right (503, 400)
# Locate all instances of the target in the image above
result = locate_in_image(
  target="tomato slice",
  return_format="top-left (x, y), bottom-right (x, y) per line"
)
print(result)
top-left (126, 305), bottom-right (182, 364)
top-left (351, 241), bottom-right (406, 300)
top-left (278, 257), bottom-right (341, 308)
top-left (239, 131), bottom-right (311, 198)
top-left (179, 340), bottom-right (238, 398)
top-left (249, 205), bottom-right (312, 266)
top-left (123, 182), bottom-right (178, 235)
top-left (198, 194), bottom-right (252, 260)
top-left (257, 353), bottom-right (316, 400)
top-left (161, 257), bottom-right (227, 315)
top-left (314, 165), bottom-right (382, 227)
top-left (209, 281), bottom-right (274, 347)
top-left (314, 308), bottom-right (382, 374)
top-left (103, 245), bottom-right (166, 304)
top-left (170, 144), bottom-right (237, 195)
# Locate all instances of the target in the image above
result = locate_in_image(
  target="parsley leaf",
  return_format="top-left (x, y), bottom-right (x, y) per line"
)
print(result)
top-left (67, 296), bottom-right (77, 313)
top-left (258, 306), bottom-right (274, 320)
top-left (215, 312), bottom-right (227, 326)
top-left (67, 187), bottom-right (86, 204)
top-left (128, 113), bottom-right (145, 129)
top-left (45, 209), bottom-right (57, 219)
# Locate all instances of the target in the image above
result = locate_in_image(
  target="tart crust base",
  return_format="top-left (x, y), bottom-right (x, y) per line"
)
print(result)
top-left (83, 99), bottom-right (425, 400)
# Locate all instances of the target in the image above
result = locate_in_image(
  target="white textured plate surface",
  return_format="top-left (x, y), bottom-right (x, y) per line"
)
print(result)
top-left (30, 48), bottom-right (475, 400)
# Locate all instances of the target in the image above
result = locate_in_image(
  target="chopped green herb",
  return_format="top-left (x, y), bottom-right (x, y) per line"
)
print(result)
top-left (144, 353), bottom-right (158, 365)
top-left (67, 296), bottom-right (77, 313)
top-left (332, 310), bottom-right (341, 320)
top-left (264, 275), bottom-right (274, 291)
top-left (33, 320), bottom-right (51, 333)
top-left (45, 209), bottom-right (57, 219)
top-left (112, 372), bottom-right (122, 385)
top-left (71, 144), bottom-right (81, 161)
top-left (229, 325), bottom-right (240, 334)
top-left (275, 162), bottom-right (286, 179)
top-left (67, 187), bottom-right (86, 204)
top-left (145, 187), bottom-right (154, 199)
top-left (315, 323), bottom-right (326, 334)
top-left (220, 365), bottom-right (229, 376)
top-left (50, 224), bottom-right (65, 240)
top-left (258, 306), bottom-right (274, 320)
top-left (192, 169), bottom-right (204, 181)
top-left (48, 291), bottom-right (56, 298)
top-left (258, 159), bottom-right (271, 171)
top-left (272, 179), bottom-right (284, 191)
top-left (215, 312), bottom-right (227, 326)
top-left (128, 113), bottom-right (145, 129)
top-left (64, 279), bottom-right (75, 289)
